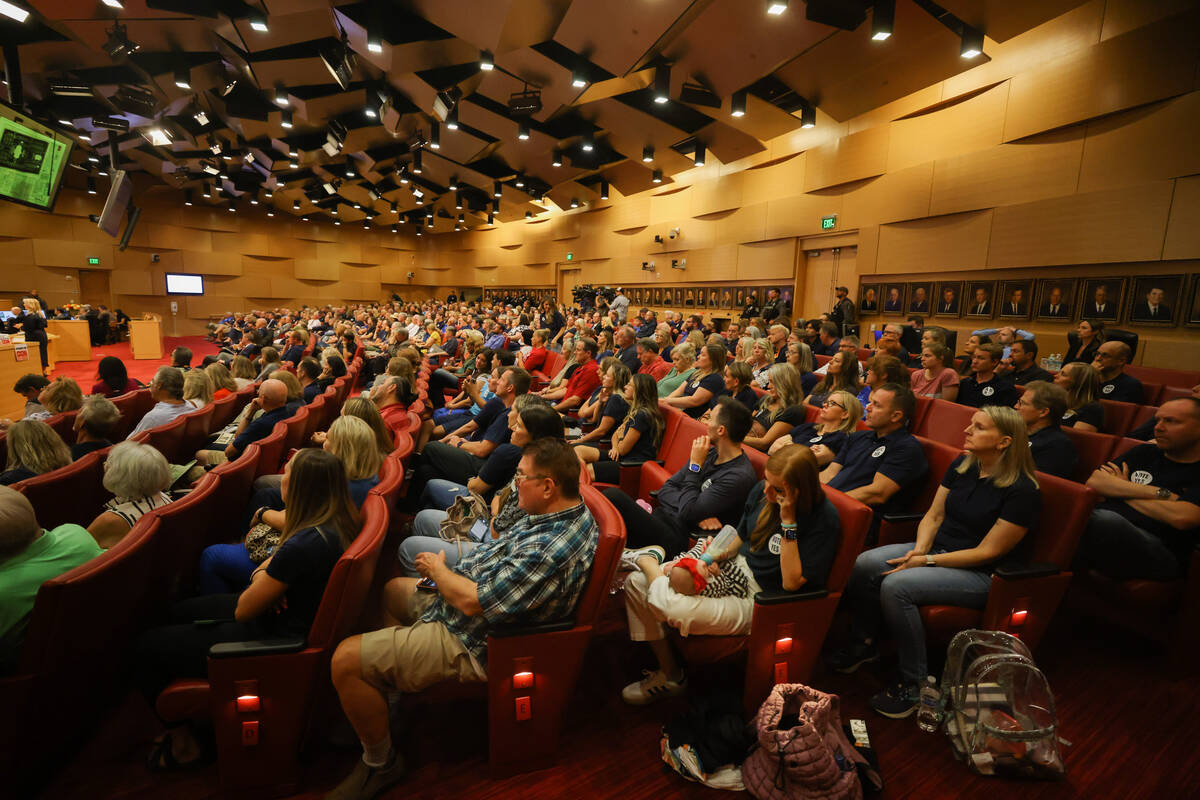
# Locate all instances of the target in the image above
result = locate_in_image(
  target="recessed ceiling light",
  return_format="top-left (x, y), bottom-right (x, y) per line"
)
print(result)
top-left (145, 127), bottom-right (172, 146)
top-left (250, 196), bottom-right (258, 205)
top-left (367, 33), bottom-right (382, 54)
top-left (479, 50), bottom-right (494, 71)
top-left (193, 109), bottom-right (209, 126)
top-left (289, 158), bottom-right (298, 169)
top-left (766, 0), bottom-right (788, 16)
top-left (653, 65), bottom-right (670, 104)
top-left (642, 145), bottom-right (654, 162)
top-left (730, 90), bottom-right (746, 117)
top-left (365, 104), bottom-right (377, 119)
top-left (101, 0), bottom-right (123, 8)
top-left (249, 13), bottom-right (268, 32)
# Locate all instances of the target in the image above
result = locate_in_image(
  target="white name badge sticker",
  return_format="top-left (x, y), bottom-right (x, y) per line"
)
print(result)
top-left (872, 446), bottom-right (886, 458)
top-left (1131, 470), bottom-right (1153, 485)
top-left (768, 533), bottom-right (782, 555)
top-left (982, 386), bottom-right (994, 397)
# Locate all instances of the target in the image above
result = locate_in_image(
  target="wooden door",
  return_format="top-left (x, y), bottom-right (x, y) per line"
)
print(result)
top-left (78, 270), bottom-right (112, 309)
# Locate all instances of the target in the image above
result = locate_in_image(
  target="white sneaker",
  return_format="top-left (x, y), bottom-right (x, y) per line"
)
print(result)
top-left (621, 669), bottom-right (686, 705)
top-left (619, 545), bottom-right (666, 572)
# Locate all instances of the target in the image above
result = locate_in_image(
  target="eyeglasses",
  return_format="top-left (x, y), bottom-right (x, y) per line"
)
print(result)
top-left (823, 399), bottom-right (846, 410)
top-left (514, 471), bottom-right (550, 485)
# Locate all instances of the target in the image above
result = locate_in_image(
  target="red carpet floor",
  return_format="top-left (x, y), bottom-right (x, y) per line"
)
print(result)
top-left (52, 336), bottom-right (221, 387)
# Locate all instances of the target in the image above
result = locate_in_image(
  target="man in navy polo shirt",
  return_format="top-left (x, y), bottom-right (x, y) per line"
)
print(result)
top-left (1079, 398), bottom-right (1200, 580)
top-left (196, 378), bottom-right (292, 466)
top-left (820, 383), bottom-right (927, 511)
top-left (1092, 341), bottom-right (1145, 404)
top-left (958, 344), bottom-right (1020, 409)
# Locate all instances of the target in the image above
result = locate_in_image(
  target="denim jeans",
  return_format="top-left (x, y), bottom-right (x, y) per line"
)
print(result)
top-left (422, 478), bottom-right (470, 512)
top-left (428, 369), bottom-right (459, 409)
top-left (196, 543), bottom-right (257, 595)
top-left (397, 527), bottom-right (479, 578)
top-left (844, 543), bottom-right (992, 684)
top-left (1077, 508), bottom-right (1181, 580)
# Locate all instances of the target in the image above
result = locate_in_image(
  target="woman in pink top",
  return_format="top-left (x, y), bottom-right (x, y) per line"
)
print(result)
top-left (910, 343), bottom-right (959, 402)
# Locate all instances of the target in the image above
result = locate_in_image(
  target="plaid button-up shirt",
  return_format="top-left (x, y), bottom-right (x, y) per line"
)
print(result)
top-left (420, 501), bottom-right (598, 666)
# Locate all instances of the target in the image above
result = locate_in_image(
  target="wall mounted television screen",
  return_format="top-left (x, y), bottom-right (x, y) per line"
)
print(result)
top-left (0, 100), bottom-right (73, 212)
top-left (165, 273), bottom-right (204, 295)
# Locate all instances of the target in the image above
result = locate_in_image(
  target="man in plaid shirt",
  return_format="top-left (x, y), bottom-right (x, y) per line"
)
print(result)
top-left (326, 438), bottom-right (598, 800)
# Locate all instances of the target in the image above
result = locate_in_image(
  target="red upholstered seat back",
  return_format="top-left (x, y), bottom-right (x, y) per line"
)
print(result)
top-left (13, 448), bottom-right (112, 530)
top-left (1099, 399), bottom-right (1138, 436)
top-left (252, 422), bottom-right (289, 478)
top-left (44, 411), bottom-right (78, 445)
top-left (910, 436), bottom-right (963, 514)
top-left (742, 444), bottom-right (767, 479)
top-left (656, 404), bottom-right (685, 457)
top-left (369, 456), bottom-right (404, 516)
top-left (301, 395), bottom-right (326, 442)
top-left (659, 415), bottom-right (707, 474)
top-left (915, 399), bottom-right (975, 449)
top-left (820, 485), bottom-right (874, 593)
top-left (911, 395), bottom-right (933, 433)
top-left (1110, 437), bottom-right (1143, 460)
top-left (1061, 426), bottom-right (1117, 482)
top-left (281, 405), bottom-right (310, 453)
top-left (208, 442), bottom-right (261, 531)
top-left (1124, 365), bottom-right (1200, 391)
top-left (111, 389), bottom-right (154, 440)
top-left (306, 494), bottom-right (390, 649)
top-left (180, 404), bottom-right (214, 455)
top-left (392, 431), bottom-right (415, 464)
top-left (143, 474), bottom-right (223, 602)
top-left (1028, 472), bottom-right (1099, 569)
top-left (137, 412), bottom-right (189, 463)
top-left (209, 392), bottom-right (241, 430)
top-left (573, 485), bottom-right (627, 629)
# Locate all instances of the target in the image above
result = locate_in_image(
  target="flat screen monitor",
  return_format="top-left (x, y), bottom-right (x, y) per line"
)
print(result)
top-left (0, 100), bottom-right (73, 212)
top-left (165, 273), bottom-right (204, 295)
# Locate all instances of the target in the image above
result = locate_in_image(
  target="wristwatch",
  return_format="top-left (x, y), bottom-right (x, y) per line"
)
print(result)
top-left (1156, 486), bottom-right (1173, 500)
top-left (688, 462), bottom-right (701, 473)
top-left (925, 554), bottom-right (936, 567)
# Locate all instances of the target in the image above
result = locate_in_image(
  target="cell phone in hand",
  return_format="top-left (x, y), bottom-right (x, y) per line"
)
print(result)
top-left (416, 577), bottom-right (437, 590)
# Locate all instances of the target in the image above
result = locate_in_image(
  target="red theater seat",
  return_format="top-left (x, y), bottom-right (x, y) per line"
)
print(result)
top-left (13, 448), bottom-right (112, 531)
top-left (877, 437), bottom-right (962, 545)
top-left (301, 394), bottom-right (326, 442)
top-left (914, 398), bottom-right (975, 449)
top-left (1061, 426), bottom-right (1118, 483)
top-left (251, 422), bottom-right (289, 479)
top-left (111, 388), bottom-right (154, 441)
top-left (880, 471), bottom-right (1098, 652)
top-left (209, 391), bottom-right (241, 431)
top-left (1099, 399), bottom-right (1139, 436)
top-left (132, 412), bottom-right (189, 463)
top-left (180, 404), bottom-right (214, 455)
top-left (155, 495), bottom-right (391, 795)
top-left (675, 486), bottom-right (874, 714)
top-left (280, 405), bottom-right (310, 453)
top-left (636, 414), bottom-right (707, 502)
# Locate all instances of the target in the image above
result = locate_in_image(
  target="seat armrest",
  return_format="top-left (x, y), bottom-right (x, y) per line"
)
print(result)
top-left (754, 588), bottom-right (830, 605)
top-left (489, 620), bottom-right (575, 638)
top-left (994, 562), bottom-right (1060, 580)
top-left (209, 637), bottom-right (306, 658)
top-left (880, 512), bottom-right (925, 524)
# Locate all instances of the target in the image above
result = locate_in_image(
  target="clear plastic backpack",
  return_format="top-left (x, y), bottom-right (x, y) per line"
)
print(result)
top-left (941, 630), bottom-right (1065, 780)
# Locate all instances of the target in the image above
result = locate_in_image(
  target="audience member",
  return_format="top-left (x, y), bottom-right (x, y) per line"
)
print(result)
top-left (743, 364), bottom-right (807, 452)
top-left (1007, 339), bottom-right (1052, 384)
top-left (128, 368), bottom-right (193, 439)
top-left (0, 486), bottom-right (101, 672)
top-left (663, 344), bottom-right (726, 419)
top-left (206, 362), bottom-right (238, 400)
top-left (770, 391), bottom-right (862, 467)
top-left (636, 337), bottom-right (671, 381)
top-left (806, 351), bottom-right (862, 409)
top-left (326, 439), bottom-right (597, 798)
top-left (1065, 319), bottom-right (1104, 365)
top-left (858, 355), bottom-right (908, 413)
top-left (620, 445), bottom-right (840, 704)
top-left (573, 361), bottom-right (631, 445)
top-left (71, 395), bottom-right (119, 459)
top-left (1, 419), bottom-right (72, 485)
top-left (1016, 381), bottom-right (1078, 479)
top-left (229, 356), bottom-right (257, 388)
top-left (1078, 398), bottom-right (1200, 581)
top-left (830, 406), bottom-right (1040, 718)
top-left (577, 374), bottom-right (664, 484)
top-left (86, 441), bottom-right (173, 549)
top-left (196, 378), bottom-right (291, 467)
top-left (182, 369), bottom-right (214, 409)
top-left (1055, 362), bottom-right (1104, 432)
top-left (602, 397), bottom-right (757, 555)
top-left (92, 355), bottom-right (140, 397)
top-left (910, 343), bottom-right (959, 401)
top-left (957, 344), bottom-right (1019, 409)
top-left (1092, 341), bottom-right (1145, 403)
top-left (543, 338), bottom-right (601, 413)
top-left (820, 384), bottom-right (926, 511)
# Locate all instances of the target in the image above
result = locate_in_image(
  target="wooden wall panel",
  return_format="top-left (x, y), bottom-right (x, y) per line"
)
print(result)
top-left (739, 153), bottom-right (806, 201)
top-left (213, 231), bottom-right (269, 255)
top-left (736, 239), bottom-right (796, 281)
top-left (185, 295), bottom-right (241, 318)
top-left (887, 83), bottom-right (1009, 173)
top-left (650, 187), bottom-right (691, 225)
top-left (840, 162), bottom-right (934, 228)
top-left (1163, 176), bottom-right (1200, 261)
top-left (607, 195), bottom-right (650, 232)
top-left (181, 250), bottom-right (241, 275)
top-left (31, 239), bottom-right (104, 269)
top-left (803, 126), bottom-right (889, 192)
top-left (877, 210), bottom-right (993, 273)
top-left (1077, 91), bottom-right (1200, 194)
top-left (109, 269), bottom-right (155, 295)
top-left (929, 127), bottom-right (1086, 216)
top-left (691, 173), bottom-right (743, 217)
top-left (988, 182), bottom-right (1173, 267)
top-left (856, 225), bottom-right (879, 274)
top-left (552, 214), bottom-right (582, 241)
top-left (1002, 10), bottom-right (1199, 142)
top-left (294, 259), bottom-right (339, 280)
top-left (764, 193), bottom-right (841, 240)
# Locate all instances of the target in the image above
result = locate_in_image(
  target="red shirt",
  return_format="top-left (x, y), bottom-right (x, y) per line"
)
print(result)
top-left (564, 359), bottom-right (601, 403)
top-left (523, 346), bottom-right (548, 373)
top-left (639, 357), bottom-right (671, 381)
top-left (379, 402), bottom-right (409, 436)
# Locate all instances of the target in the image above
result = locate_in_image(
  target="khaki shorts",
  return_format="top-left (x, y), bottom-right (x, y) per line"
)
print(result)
top-left (358, 592), bottom-right (487, 693)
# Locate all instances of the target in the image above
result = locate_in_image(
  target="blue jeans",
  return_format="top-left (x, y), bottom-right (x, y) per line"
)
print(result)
top-left (197, 543), bottom-right (257, 595)
top-left (1077, 508), bottom-right (1181, 580)
top-left (432, 409), bottom-right (473, 434)
top-left (422, 478), bottom-right (470, 511)
top-left (844, 543), bottom-right (993, 684)
top-left (397, 521), bottom-right (479, 577)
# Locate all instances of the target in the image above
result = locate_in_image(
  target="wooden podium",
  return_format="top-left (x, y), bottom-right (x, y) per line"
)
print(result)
top-left (129, 318), bottom-right (163, 360)
top-left (47, 319), bottom-right (92, 362)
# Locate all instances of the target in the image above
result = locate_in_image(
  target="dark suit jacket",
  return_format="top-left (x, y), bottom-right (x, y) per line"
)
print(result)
top-left (1002, 302), bottom-right (1028, 316)
top-left (909, 300), bottom-right (929, 313)
top-left (968, 302), bottom-right (992, 316)
top-left (938, 301), bottom-right (959, 315)
top-left (1132, 302), bottom-right (1171, 320)
top-left (860, 301), bottom-right (877, 313)
top-left (1088, 302), bottom-right (1115, 317)
top-left (1040, 303), bottom-right (1069, 318)
top-left (884, 300), bottom-right (901, 311)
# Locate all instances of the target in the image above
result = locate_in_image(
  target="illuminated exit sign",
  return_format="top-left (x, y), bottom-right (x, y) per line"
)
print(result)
top-left (88, 257), bottom-right (100, 265)
top-left (566, 252), bottom-right (574, 261)
top-left (821, 214), bottom-right (837, 230)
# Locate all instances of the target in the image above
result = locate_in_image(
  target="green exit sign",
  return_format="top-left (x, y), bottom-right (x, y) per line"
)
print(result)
top-left (88, 257), bottom-right (100, 265)
top-left (821, 214), bottom-right (837, 230)
top-left (566, 252), bottom-right (574, 261)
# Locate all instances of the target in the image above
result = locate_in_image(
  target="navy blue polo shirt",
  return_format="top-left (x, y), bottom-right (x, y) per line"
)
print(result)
top-left (957, 374), bottom-right (1020, 409)
top-left (1028, 426), bottom-right (1077, 479)
top-left (1099, 372), bottom-right (1144, 404)
top-left (830, 427), bottom-right (927, 510)
top-left (232, 405), bottom-right (291, 453)
top-left (934, 455), bottom-right (1040, 571)
top-left (787, 422), bottom-right (849, 456)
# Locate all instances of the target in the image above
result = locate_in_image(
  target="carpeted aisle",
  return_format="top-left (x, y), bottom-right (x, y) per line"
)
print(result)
top-left (50, 336), bottom-right (221, 388)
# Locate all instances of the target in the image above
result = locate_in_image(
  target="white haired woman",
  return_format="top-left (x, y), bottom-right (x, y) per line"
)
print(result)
top-left (87, 441), bottom-right (173, 548)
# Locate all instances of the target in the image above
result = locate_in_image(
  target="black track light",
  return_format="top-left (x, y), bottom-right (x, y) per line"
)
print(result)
top-left (642, 145), bottom-right (654, 162)
top-left (800, 102), bottom-right (816, 129)
top-left (174, 65), bottom-right (190, 90)
top-left (653, 64), bottom-right (670, 104)
top-left (448, 175), bottom-right (458, 191)
top-left (367, 32), bottom-right (382, 54)
top-left (730, 90), bottom-right (747, 117)
top-left (518, 121), bottom-right (530, 140)
top-left (429, 121), bottom-right (440, 149)
top-left (412, 150), bottom-right (423, 174)
top-left (249, 11), bottom-right (268, 32)
top-left (694, 143), bottom-right (706, 167)
top-left (652, 169), bottom-right (663, 184)
top-left (960, 25), bottom-right (984, 58)
top-left (572, 66), bottom-right (588, 89)
top-left (293, 199), bottom-right (300, 210)
top-left (582, 135), bottom-right (594, 152)
top-left (600, 180), bottom-right (609, 200)
top-left (515, 174), bottom-right (525, 188)
top-left (202, 182), bottom-right (212, 198)
top-left (552, 149), bottom-right (563, 167)
top-left (493, 181), bottom-right (502, 198)
top-left (455, 193), bottom-right (463, 210)
top-left (479, 50), bottom-right (494, 71)
top-left (570, 197), bottom-right (579, 209)
top-left (184, 189), bottom-right (193, 206)
top-left (446, 106), bottom-right (459, 130)
top-left (87, 177), bottom-right (97, 194)
top-left (487, 213), bottom-right (494, 225)
top-left (872, 0), bottom-right (894, 40)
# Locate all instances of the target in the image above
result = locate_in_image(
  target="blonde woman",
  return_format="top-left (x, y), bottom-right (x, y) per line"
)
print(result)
top-left (577, 373), bottom-right (665, 483)
top-left (574, 361), bottom-right (632, 444)
top-left (230, 356), bottom-right (257, 388)
top-left (269, 369), bottom-right (303, 407)
top-left (664, 344), bottom-right (727, 418)
top-left (0, 419), bottom-right (71, 485)
top-left (743, 363), bottom-right (807, 452)
top-left (769, 390), bottom-right (862, 467)
top-left (28, 376), bottom-right (84, 420)
top-left (182, 369), bottom-right (214, 409)
top-left (206, 361), bottom-right (238, 399)
top-left (1054, 361), bottom-right (1104, 432)
top-left (832, 405), bottom-right (1040, 718)
top-left (18, 298), bottom-right (49, 374)
top-left (747, 338), bottom-right (775, 387)
top-left (87, 441), bottom-right (172, 548)
top-left (657, 342), bottom-right (697, 397)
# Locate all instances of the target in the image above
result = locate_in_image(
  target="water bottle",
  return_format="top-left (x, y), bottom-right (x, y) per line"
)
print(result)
top-left (916, 675), bottom-right (944, 733)
top-left (700, 525), bottom-right (741, 565)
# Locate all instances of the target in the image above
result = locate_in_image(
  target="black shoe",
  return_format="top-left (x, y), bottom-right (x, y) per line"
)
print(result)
top-left (870, 680), bottom-right (920, 719)
top-left (827, 639), bottom-right (879, 674)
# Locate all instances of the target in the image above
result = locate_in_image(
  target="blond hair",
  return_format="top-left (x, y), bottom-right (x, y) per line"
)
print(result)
top-left (326, 415), bottom-right (385, 480)
top-left (5, 419), bottom-right (71, 475)
top-left (956, 405), bottom-right (1039, 489)
top-left (42, 377), bottom-right (83, 413)
top-left (182, 369), bottom-right (213, 405)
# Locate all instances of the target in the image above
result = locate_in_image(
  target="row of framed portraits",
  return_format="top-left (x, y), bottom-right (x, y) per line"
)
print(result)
top-left (859, 274), bottom-right (1199, 327)
top-left (619, 285), bottom-right (792, 310)
top-left (482, 289), bottom-right (557, 303)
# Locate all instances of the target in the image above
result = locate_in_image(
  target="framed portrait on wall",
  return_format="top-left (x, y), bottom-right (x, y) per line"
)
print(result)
top-left (649, 287), bottom-right (661, 306)
top-left (933, 281), bottom-right (962, 317)
top-left (964, 281), bottom-right (997, 318)
top-left (695, 288), bottom-right (709, 308)
top-left (907, 282), bottom-right (932, 314)
top-left (882, 283), bottom-right (906, 315)
top-left (734, 287), bottom-right (746, 309)
top-left (1035, 278), bottom-right (1076, 321)
top-left (719, 287), bottom-right (734, 309)
top-left (1079, 277), bottom-right (1124, 322)
top-left (682, 288), bottom-right (696, 308)
top-left (670, 287), bottom-right (682, 307)
top-left (745, 287), bottom-right (760, 311)
top-left (707, 288), bottom-right (720, 309)
top-left (998, 279), bottom-right (1034, 319)
top-left (1186, 275), bottom-right (1200, 327)
top-left (859, 283), bottom-right (880, 315)
top-left (1126, 274), bottom-right (1183, 326)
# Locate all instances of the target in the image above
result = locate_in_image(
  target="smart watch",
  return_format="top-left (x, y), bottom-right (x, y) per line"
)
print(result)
top-left (1156, 486), bottom-right (1172, 500)
top-left (688, 462), bottom-right (701, 473)
top-left (925, 554), bottom-right (936, 567)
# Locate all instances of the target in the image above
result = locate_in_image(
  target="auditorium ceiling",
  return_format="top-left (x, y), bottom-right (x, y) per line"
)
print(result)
top-left (2, 0), bottom-right (1091, 228)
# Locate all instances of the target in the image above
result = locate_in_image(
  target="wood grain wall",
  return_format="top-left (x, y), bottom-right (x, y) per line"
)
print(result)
top-left (0, 0), bottom-right (1195, 367)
